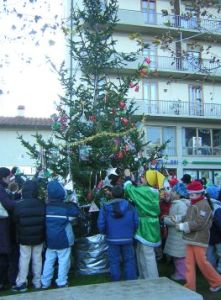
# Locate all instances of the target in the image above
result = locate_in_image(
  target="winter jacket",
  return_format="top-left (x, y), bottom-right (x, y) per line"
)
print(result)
top-left (97, 198), bottom-right (139, 245)
top-left (124, 181), bottom-right (161, 247)
top-left (0, 180), bottom-right (16, 253)
top-left (14, 180), bottom-right (45, 245)
top-left (164, 199), bottom-right (189, 257)
top-left (182, 199), bottom-right (212, 247)
top-left (45, 200), bottom-right (80, 250)
top-left (209, 199), bottom-right (221, 245)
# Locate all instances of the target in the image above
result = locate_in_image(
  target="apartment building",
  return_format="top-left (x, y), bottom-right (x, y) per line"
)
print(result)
top-left (66, 0), bottom-right (221, 184)
top-left (111, 0), bottom-right (221, 184)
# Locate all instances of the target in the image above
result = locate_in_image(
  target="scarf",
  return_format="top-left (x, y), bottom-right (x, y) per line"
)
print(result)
top-left (191, 194), bottom-right (205, 205)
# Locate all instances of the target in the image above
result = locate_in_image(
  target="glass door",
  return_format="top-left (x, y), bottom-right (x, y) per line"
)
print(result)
top-left (141, 0), bottom-right (156, 24)
top-left (143, 44), bottom-right (157, 68)
top-left (143, 80), bottom-right (158, 114)
top-left (186, 50), bottom-right (201, 71)
top-left (189, 85), bottom-right (203, 116)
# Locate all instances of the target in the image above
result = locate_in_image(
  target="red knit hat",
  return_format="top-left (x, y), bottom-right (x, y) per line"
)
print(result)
top-left (169, 178), bottom-right (179, 187)
top-left (186, 180), bottom-right (204, 194)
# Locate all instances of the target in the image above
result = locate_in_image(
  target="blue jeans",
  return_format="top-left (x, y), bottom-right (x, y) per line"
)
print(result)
top-left (41, 247), bottom-right (71, 287)
top-left (207, 243), bottom-right (221, 273)
top-left (107, 244), bottom-right (137, 281)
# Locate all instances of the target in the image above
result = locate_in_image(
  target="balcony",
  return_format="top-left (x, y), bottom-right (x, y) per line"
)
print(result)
top-left (120, 55), bottom-right (221, 81)
top-left (130, 99), bottom-right (221, 120)
top-left (117, 9), bottom-right (221, 38)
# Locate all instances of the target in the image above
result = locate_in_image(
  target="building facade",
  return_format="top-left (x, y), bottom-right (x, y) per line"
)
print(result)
top-left (0, 115), bottom-right (51, 175)
top-left (112, 0), bottom-right (221, 184)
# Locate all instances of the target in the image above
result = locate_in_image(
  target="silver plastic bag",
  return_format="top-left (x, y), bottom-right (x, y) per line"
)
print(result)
top-left (74, 234), bottom-right (109, 275)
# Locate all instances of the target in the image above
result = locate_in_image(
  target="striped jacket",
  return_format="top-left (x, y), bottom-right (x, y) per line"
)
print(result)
top-left (97, 198), bottom-right (139, 244)
top-left (45, 200), bottom-right (80, 249)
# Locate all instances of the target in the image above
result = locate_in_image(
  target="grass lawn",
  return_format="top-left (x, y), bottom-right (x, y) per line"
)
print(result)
top-left (0, 259), bottom-right (221, 299)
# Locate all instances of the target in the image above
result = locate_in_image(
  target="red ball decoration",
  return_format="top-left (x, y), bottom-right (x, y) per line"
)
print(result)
top-left (135, 85), bottom-right (139, 92)
top-left (86, 191), bottom-right (94, 201)
top-left (121, 117), bottom-right (129, 126)
top-left (117, 151), bottom-right (124, 159)
top-left (89, 115), bottom-right (96, 122)
top-left (129, 82), bottom-right (136, 88)
top-left (119, 101), bottom-right (126, 109)
top-left (145, 57), bottom-right (151, 64)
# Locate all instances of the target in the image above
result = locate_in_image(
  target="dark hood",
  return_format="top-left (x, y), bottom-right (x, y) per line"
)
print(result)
top-left (105, 199), bottom-right (129, 218)
top-left (0, 179), bottom-right (8, 188)
top-left (22, 180), bottom-right (38, 199)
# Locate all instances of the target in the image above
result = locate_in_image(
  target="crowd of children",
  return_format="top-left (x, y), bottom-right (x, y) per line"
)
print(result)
top-left (0, 167), bottom-right (79, 292)
top-left (1, 165), bottom-right (221, 294)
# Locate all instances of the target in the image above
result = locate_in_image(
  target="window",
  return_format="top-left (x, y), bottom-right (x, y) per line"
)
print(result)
top-left (212, 129), bottom-right (221, 155)
top-left (214, 171), bottom-right (221, 186)
top-left (141, 0), bottom-right (156, 24)
top-left (146, 126), bottom-right (176, 156)
top-left (183, 127), bottom-right (196, 155)
top-left (183, 127), bottom-right (221, 156)
top-left (184, 169), bottom-right (221, 186)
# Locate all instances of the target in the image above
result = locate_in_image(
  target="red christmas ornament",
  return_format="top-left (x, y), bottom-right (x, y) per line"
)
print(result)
top-left (89, 115), bottom-right (96, 122)
top-left (135, 85), bottom-right (139, 92)
top-left (119, 101), bottom-right (126, 109)
top-left (60, 116), bottom-right (67, 124)
top-left (145, 57), bottom-right (151, 64)
top-left (87, 191), bottom-right (94, 201)
top-left (129, 82), bottom-right (136, 88)
top-left (117, 151), bottom-right (124, 159)
top-left (125, 144), bottom-right (129, 152)
top-left (120, 117), bottom-right (129, 126)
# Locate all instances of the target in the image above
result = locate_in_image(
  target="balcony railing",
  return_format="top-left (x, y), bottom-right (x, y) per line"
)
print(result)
top-left (118, 9), bottom-right (221, 33)
top-left (125, 55), bottom-right (221, 76)
top-left (129, 99), bottom-right (221, 118)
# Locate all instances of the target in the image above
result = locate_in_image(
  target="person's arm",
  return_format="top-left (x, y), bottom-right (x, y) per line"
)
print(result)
top-left (133, 208), bottom-right (139, 231)
top-left (213, 208), bottom-right (221, 232)
top-left (164, 215), bottom-right (176, 226)
top-left (177, 205), bottom-right (211, 233)
top-left (97, 207), bottom-right (106, 234)
top-left (0, 189), bottom-right (16, 212)
top-left (66, 203), bottom-right (80, 220)
top-left (170, 202), bottom-right (188, 226)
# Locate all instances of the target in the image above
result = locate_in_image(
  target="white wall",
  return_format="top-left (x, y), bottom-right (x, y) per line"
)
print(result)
top-left (0, 128), bottom-right (51, 170)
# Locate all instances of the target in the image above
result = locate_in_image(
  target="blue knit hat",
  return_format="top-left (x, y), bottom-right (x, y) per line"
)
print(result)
top-left (173, 183), bottom-right (188, 198)
top-left (0, 167), bottom-right (11, 180)
top-left (206, 185), bottom-right (220, 200)
top-left (47, 180), bottom-right (66, 201)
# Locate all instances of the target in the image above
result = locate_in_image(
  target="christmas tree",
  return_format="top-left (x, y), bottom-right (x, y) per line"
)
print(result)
top-left (19, 0), bottom-right (168, 204)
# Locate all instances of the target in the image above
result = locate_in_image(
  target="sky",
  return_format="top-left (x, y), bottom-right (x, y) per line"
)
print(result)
top-left (0, 0), bottom-right (67, 118)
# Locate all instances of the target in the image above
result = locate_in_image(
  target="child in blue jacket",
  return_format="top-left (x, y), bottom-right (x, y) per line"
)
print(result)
top-left (97, 185), bottom-right (138, 281)
top-left (41, 180), bottom-right (79, 288)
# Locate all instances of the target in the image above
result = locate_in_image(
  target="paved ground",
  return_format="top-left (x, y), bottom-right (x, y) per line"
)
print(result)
top-left (0, 277), bottom-right (203, 300)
